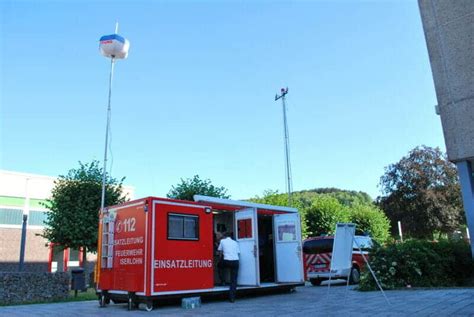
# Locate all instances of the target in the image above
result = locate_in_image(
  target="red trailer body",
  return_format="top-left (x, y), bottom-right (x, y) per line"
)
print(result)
top-left (97, 196), bottom-right (304, 311)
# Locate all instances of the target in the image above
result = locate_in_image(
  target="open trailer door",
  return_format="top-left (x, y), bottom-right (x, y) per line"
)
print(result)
top-left (274, 213), bottom-right (304, 283)
top-left (234, 207), bottom-right (259, 286)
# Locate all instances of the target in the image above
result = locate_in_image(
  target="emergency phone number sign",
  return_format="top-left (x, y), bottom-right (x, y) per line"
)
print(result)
top-left (114, 216), bottom-right (145, 267)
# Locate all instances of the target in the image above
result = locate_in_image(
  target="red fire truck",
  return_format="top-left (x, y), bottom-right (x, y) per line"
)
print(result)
top-left (96, 195), bottom-right (304, 311)
top-left (303, 235), bottom-right (373, 285)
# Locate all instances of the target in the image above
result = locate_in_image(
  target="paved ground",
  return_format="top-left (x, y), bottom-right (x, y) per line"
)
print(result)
top-left (1, 282), bottom-right (474, 316)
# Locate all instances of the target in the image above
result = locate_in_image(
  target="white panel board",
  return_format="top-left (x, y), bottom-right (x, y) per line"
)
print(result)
top-left (330, 223), bottom-right (356, 274)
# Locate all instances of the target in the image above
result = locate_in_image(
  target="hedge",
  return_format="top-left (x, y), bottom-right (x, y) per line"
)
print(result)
top-left (359, 239), bottom-right (474, 290)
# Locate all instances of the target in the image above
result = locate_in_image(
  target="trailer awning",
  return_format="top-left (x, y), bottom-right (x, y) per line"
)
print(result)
top-left (193, 195), bottom-right (298, 213)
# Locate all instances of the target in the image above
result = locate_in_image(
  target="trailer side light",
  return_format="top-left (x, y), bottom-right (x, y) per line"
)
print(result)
top-left (204, 207), bottom-right (212, 214)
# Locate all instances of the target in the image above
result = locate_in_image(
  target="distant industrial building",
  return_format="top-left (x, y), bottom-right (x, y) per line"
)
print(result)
top-left (0, 170), bottom-right (134, 272)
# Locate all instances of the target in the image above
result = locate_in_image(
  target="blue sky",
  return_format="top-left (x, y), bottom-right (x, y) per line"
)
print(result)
top-left (0, 0), bottom-right (444, 200)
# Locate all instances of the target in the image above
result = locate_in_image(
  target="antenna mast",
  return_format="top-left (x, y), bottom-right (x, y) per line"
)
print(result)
top-left (275, 87), bottom-right (293, 205)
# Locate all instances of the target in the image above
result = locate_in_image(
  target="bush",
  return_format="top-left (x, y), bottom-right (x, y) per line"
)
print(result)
top-left (250, 190), bottom-right (310, 237)
top-left (305, 196), bottom-right (350, 236)
top-left (350, 204), bottom-right (391, 243)
top-left (359, 239), bottom-right (474, 290)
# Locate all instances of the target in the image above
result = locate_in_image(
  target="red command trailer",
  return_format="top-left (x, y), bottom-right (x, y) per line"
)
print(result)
top-left (96, 195), bottom-right (304, 311)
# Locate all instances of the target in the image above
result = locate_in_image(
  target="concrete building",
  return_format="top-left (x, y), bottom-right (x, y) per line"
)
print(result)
top-left (419, 1), bottom-right (474, 256)
top-left (0, 170), bottom-right (134, 272)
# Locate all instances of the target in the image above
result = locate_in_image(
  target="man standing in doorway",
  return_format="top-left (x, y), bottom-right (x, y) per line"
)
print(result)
top-left (218, 232), bottom-right (240, 302)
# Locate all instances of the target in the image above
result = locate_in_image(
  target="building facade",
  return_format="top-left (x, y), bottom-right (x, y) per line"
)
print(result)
top-left (419, 0), bottom-right (474, 257)
top-left (0, 170), bottom-right (134, 272)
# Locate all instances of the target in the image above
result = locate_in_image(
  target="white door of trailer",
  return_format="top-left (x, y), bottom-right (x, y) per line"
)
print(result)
top-left (234, 207), bottom-right (259, 286)
top-left (274, 213), bottom-right (304, 283)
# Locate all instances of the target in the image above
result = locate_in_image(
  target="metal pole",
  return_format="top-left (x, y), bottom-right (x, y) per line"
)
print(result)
top-left (100, 57), bottom-right (115, 212)
top-left (275, 88), bottom-right (292, 205)
top-left (398, 221), bottom-right (403, 242)
top-left (457, 160), bottom-right (474, 258)
top-left (282, 94), bottom-right (292, 205)
top-left (19, 214), bottom-right (28, 271)
top-left (353, 234), bottom-right (391, 305)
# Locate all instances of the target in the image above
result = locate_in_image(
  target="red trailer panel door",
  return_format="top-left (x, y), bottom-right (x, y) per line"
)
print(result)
top-left (152, 201), bottom-right (213, 293)
top-left (113, 204), bottom-right (148, 292)
top-left (99, 201), bottom-right (148, 293)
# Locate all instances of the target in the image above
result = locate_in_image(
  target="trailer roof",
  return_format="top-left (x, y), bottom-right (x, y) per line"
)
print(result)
top-left (193, 195), bottom-right (298, 213)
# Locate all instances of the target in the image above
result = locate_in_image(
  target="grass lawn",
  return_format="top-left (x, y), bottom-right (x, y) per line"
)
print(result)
top-left (68, 288), bottom-right (98, 301)
top-left (0, 288), bottom-right (98, 307)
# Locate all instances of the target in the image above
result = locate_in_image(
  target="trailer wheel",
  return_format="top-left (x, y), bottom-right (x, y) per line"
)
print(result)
top-left (310, 278), bottom-right (322, 286)
top-left (145, 301), bottom-right (153, 312)
top-left (127, 297), bottom-right (133, 311)
top-left (349, 266), bottom-right (360, 285)
top-left (99, 294), bottom-right (107, 307)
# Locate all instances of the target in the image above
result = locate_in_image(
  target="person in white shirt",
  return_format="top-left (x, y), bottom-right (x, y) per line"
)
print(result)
top-left (217, 232), bottom-right (240, 302)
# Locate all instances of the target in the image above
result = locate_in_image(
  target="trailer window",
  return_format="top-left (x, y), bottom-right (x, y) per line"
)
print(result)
top-left (277, 222), bottom-right (297, 242)
top-left (237, 218), bottom-right (252, 239)
top-left (168, 214), bottom-right (199, 240)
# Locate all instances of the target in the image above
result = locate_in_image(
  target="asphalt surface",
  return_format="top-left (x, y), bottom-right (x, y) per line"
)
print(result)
top-left (1, 281), bottom-right (474, 316)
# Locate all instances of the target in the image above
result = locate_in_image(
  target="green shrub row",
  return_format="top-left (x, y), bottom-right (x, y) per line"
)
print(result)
top-left (250, 190), bottom-right (391, 242)
top-left (305, 197), bottom-right (390, 243)
top-left (359, 239), bottom-right (474, 290)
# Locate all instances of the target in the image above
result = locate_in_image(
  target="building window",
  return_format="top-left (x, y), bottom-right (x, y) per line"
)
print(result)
top-left (168, 213), bottom-right (199, 240)
top-left (29, 210), bottom-right (48, 226)
top-left (69, 248), bottom-right (80, 262)
top-left (0, 208), bottom-right (23, 225)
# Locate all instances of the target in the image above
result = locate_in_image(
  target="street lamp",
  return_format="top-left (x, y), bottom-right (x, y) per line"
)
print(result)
top-left (19, 177), bottom-right (30, 271)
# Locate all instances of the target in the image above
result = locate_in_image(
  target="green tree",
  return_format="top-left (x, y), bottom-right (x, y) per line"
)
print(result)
top-left (250, 188), bottom-right (386, 239)
top-left (378, 146), bottom-right (464, 238)
top-left (350, 203), bottom-right (390, 243)
top-left (301, 188), bottom-right (373, 207)
top-left (167, 175), bottom-right (230, 201)
top-left (42, 161), bottom-right (127, 265)
top-left (249, 190), bottom-right (309, 237)
top-left (250, 190), bottom-right (291, 207)
top-left (305, 196), bottom-right (350, 236)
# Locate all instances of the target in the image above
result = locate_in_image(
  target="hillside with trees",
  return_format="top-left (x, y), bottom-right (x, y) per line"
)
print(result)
top-left (250, 188), bottom-right (390, 243)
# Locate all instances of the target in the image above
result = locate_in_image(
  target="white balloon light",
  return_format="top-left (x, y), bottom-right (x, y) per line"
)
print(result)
top-left (99, 33), bottom-right (130, 59)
